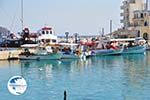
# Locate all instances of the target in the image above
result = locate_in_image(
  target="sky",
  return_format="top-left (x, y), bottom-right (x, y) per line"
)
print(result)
top-left (0, 0), bottom-right (122, 35)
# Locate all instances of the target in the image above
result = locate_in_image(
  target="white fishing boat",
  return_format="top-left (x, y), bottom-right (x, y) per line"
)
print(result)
top-left (19, 44), bottom-right (62, 60)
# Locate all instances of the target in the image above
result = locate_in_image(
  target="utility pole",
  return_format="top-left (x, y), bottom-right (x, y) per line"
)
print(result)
top-left (102, 28), bottom-right (104, 36)
top-left (110, 20), bottom-right (112, 34)
top-left (21, 0), bottom-right (24, 31)
top-left (65, 32), bottom-right (69, 43)
top-left (146, 0), bottom-right (149, 10)
top-left (110, 20), bottom-right (113, 38)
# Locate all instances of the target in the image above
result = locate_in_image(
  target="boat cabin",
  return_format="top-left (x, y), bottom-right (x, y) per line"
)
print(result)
top-left (110, 37), bottom-right (146, 47)
top-left (37, 27), bottom-right (57, 44)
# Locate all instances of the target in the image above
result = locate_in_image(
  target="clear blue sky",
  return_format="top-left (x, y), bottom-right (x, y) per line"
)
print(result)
top-left (0, 0), bottom-right (122, 35)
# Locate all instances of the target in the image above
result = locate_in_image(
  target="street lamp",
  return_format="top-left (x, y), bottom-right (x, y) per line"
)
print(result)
top-left (65, 32), bottom-right (69, 43)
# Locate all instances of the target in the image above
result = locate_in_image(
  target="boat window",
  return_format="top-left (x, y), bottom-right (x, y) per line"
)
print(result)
top-left (7, 41), bottom-right (10, 44)
top-left (52, 39), bottom-right (56, 43)
top-left (50, 31), bottom-right (52, 34)
top-left (46, 31), bottom-right (49, 34)
top-left (15, 41), bottom-right (18, 44)
top-left (42, 39), bottom-right (45, 42)
top-left (46, 39), bottom-right (50, 43)
top-left (42, 31), bottom-right (45, 34)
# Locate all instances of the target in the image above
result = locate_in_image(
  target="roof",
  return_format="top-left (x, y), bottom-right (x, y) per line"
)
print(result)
top-left (59, 43), bottom-right (78, 46)
top-left (38, 34), bottom-right (57, 40)
top-left (110, 37), bottom-right (145, 42)
top-left (21, 44), bottom-right (39, 48)
top-left (42, 27), bottom-right (52, 30)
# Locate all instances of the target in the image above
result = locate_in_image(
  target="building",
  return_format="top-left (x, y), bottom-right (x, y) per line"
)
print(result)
top-left (133, 9), bottom-right (150, 41)
top-left (0, 26), bottom-right (10, 43)
top-left (115, 0), bottom-right (150, 40)
top-left (0, 26), bottom-right (10, 37)
top-left (120, 0), bottom-right (146, 29)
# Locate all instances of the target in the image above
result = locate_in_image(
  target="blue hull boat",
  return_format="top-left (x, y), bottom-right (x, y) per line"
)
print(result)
top-left (91, 49), bottom-right (123, 56)
top-left (122, 45), bottom-right (146, 54)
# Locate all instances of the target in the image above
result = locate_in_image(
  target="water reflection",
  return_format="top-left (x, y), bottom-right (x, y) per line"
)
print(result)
top-left (20, 60), bottom-right (62, 80)
top-left (121, 54), bottom-right (150, 100)
top-left (0, 53), bottom-right (149, 100)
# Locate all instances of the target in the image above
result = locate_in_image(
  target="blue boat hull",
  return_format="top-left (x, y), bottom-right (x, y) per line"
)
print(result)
top-left (92, 49), bottom-right (122, 56)
top-left (122, 45), bottom-right (146, 54)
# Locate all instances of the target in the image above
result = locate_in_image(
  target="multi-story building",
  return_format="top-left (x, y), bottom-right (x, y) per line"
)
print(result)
top-left (119, 0), bottom-right (150, 42)
top-left (133, 10), bottom-right (150, 40)
top-left (121, 0), bottom-right (145, 29)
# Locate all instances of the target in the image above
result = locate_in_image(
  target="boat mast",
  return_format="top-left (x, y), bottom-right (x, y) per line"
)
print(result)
top-left (21, 0), bottom-right (24, 31)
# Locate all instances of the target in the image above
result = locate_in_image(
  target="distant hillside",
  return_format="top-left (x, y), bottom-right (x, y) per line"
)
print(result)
top-left (0, 26), bottom-right (10, 36)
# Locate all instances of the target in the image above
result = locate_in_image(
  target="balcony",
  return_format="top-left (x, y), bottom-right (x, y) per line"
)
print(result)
top-left (120, 19), bottom-right (124, 23)
top-left (120, 13), bottom-right (124, 16)
top-left (123, 1), bottom-right (128, 5)
top-left (121, 5), bottom-right (124, 9)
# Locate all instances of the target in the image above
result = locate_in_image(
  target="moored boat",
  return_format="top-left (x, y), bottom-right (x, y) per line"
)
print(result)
top-left (19, 44), bottom-right (62, 60)
top-left (122, 45), bottom-right (146, 54)
top-left (91, 48), bottom-right (123, 56)
top-left (59, 43), bottom-right (87, 59)
top-left (110, 38), bottom-right (146, 54)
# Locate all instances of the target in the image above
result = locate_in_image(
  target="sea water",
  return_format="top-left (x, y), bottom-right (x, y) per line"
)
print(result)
top-left (0, 52), bottom-right (150, 100)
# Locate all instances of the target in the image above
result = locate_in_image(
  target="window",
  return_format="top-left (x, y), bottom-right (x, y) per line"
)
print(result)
top-left (143, 33), bottom-right (149, 40)
top-left (144, 21), bottom-right (148, 26)
top-left (141, 13), bottom-right (144, 18)
top-left (52, 39), bottom-right (56, 43)
top-left (137, 31), bottom-right (140, 37)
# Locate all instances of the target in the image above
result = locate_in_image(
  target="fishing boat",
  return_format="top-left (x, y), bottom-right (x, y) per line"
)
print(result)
top-left (122, 45), bottom-right (146, 54)
top-left (59, 43), bottom-right (87, 59)
top-left (19, 44), bottom-right (62, 60)
top-left (110, 38), bottom-right (146, 54)
top-left (91, 46), bottom-right (124, 56)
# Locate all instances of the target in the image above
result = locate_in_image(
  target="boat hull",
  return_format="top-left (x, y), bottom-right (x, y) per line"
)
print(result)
top-left (19, 53), bottom-right (62, 60)
top-left (61, 54), bottom-right (80, 59)
top-left (122, 45), bottom-right (146, 54)
top-left (92, 49), bottom-right (122, 56)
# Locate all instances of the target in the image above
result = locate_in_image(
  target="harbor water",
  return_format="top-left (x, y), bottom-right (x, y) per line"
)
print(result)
top-left (0, 52), bottom-right (150, 100)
